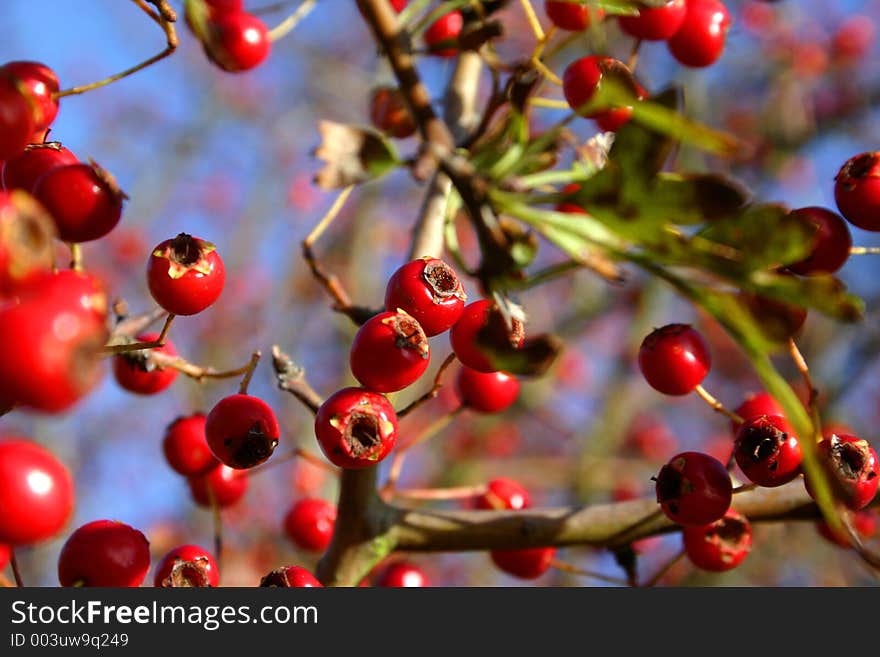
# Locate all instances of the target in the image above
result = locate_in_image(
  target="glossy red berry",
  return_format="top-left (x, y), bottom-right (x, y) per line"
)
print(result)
top-left (805, 434), bottom-right (879, 510)
top-left (449, 299), bottom-right (525, 373)
top-left (816, 510), bottom-right (876, 548)
top-left (0, 437), bottom-right (74, 545)
top-left (654, 451), bottom-right (732, 525)
top-left (205, 12), bottom-right (271, 73)
top-left (424, 10), bottom-right (463, 58)
top-left (384, 257), bottom-right (467, 336)
top-left (667, 0), bottom-right (731, 68)
top-left (163, 413), bottom-right (218, 476)
top-left (369, 86), bottom-right (417, 139)
top-left (490, 546), bottom-right (556, 579)
top-left (619, 1), bottom-right (687, 40)
top-left (33, 161), bottom-right (125, 243)
top-left (390, 0), bottom-right (407, 11)
top-left (154, 544), bottom-right (219, 587)
top-left (544, 1), bottom-right (602, 31)
top-left (834, 152), bottom-right (880, 232)
top-left (0, 75), bottom-right (35, 160)
top-left (787, 207), bottom-right (851, 275)
top-left (1, 61), bottom-right (60, 140)
top-left (112, 333), bottom-right (179, 395)
top-left (2, 143), bottom-right (78, 193)
top-left (58, 520), bottom-right (151, 587)
top-left (456, 366), bottom-right (520, 414)
top-left (0, 189), bottom-right (56, 296)
top-left (206, 394), bottom-right (280, 469)
top-left (260, 566), bottom-right (323, 587)
top-left (284, 498), bottom-right (336, 552)
top-left (731, 391), bottom-right (785, 435)
top-left (375, 561), bottom-right (430, 587)
top-left (147, 233), bottom-right (226, 316)
top-left (188, 463), bottom-right (249, 508)
top-left (314, 387), bottom-right (398, 469)
top-left (682, 509), bottom-right (752, 572)
top-left (0, 544), bottom-right (9, 571)
top-left (638, 323), bottom-right (711, 396)
top-left (563, 56), bottom-right (645, 132)
top-left (733, 414), bottom-right (802, 487)
top-left (475, 477), bottom-right (531, 510)
top-left (349, 310), bottom-right (430, 393)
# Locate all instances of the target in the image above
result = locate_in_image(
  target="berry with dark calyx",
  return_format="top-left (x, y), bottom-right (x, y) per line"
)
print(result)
top-left (816, 510), bottom-right (877, 548)
top-left (544, 1), bottom-right (602, 31)
top-left (475, 477), bottom-right (531, 510)
top-left (490, 546), bottom-right (556, 579)
top-left (0, 75), bottom-right (35, 160)
top-left (787, 207), bottom-right (851, 275)
top-left (424, 9), bottom-right (463, 58)
top-left (58, 520), bottom-right (150, 587)
top-left (188, 463), bottom-right (249, 508)
top-left (147, 233), bottom-right (225, 316)
top-left (206, 394), bottom-right (280, 470)
top-left (834, 152), bottom-right (880, 232)
top-left (455, 366), bottom-right (520, 414)
top-left (375, 561), bottom-right (430, 587)
top-left (2, 143), bottom-right (78, 193)
top-left (682, 509), bottom-right (752, 572)
top-left (314, 387), bottom-right (398, 469)
top-left (1, 61), bottom-right (60, 141)
top-left (618, 1), bottom-right (687, 41)
top-left (667, 0), bottom-right (732, 68)
top-left (204, 12), bottom-right (271, 73)
top-left (32, 161), bottom-right (126, 243)
top-left (349, 310), bottom-right (430, 393)
top-left (733, 414), bottom-right (802, 487)
top-left (731, 391), bottom-right (785, 435)
top-left (384, 257), bottom-right (466, 336)
top-left (805, 434), bottom-right (879, 510)
top-left (154, 544), bottom-right (219, 587)
top-left (163, 413), bottom-right (218, 477)
top-left (112, 333), bottom-right (179, 395)
top-left (0, 189), bottom-right (56, 296)
top-left (449, 299), bottom-right (525, 373)
top-left (369, 86), bottom-right (417, 139)
top-left (654, 451), bottom-right (732, 525)
top-left (284, 498), bottom-right (336, 552)
top-left (0, 437), bottom-right (74, 545)
top-left (260, 566), bottom-right (322, 587)
top-left (638, 324), bottom-right (711, 396)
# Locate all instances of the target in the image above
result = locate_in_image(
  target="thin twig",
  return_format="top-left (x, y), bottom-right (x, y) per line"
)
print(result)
top-left (68, 243), bottom-right (82, 271)
top-left (640, 548), bottom-right (686, 587)
top-left (694, 384), bottom-right (744, 425)
top-left (396, 353), bottom-right (457, 418)
top-left (271, 345), bottom-right (324, 414)
top-left (391, 484), bottom-right (488, 501)
top-left (788, 337), bottom-right (819, 412)
top-left (237, 351), bottom-right (262, 395)
top-left (850, 246), bottom-right (880, 255)
top-left (267, 0), bottom-right (317, 41)
top-left (242, 446), bottom-right (336, 479)
top-left (10, 550), bottom-right (23, 587)
top-left (549, 558), bottom-right (630, 586)
top-left (102, 314), bottom-right (175, 354)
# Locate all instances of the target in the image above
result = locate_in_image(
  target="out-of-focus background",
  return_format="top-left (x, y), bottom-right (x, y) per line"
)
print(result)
top-left (2, 0), bottom-right (879, 586)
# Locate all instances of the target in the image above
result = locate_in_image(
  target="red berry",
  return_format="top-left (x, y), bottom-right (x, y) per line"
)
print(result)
top-left (563, 56), bottom-right (644, 131)
top-left (638, 323), bottom-right (711, 396)
top-left (384, 257), bottom-right (467, 336)
top-left (816, 510), bottom-right (876, 548)
top-left (375, 561), bottom-right (430, 587)
top-left (206, 394), bottom-right (280, 470)
top-left (0, 437), bottom-right (74, 545)
top-left (475, 477), bottom-right (531, 510)
top-left (739, 289), bottom-right (807, 342)
top-left (2, 143), bottom-right (78, 193)
top-left (831, 15), bottom-right (875, 63)
top-left (455, 366), bottom-right (520, 413)
top-left (834, 152), bottom-right (880, 232)
top-left (0, 189), bottom-right (56, 296)
top-left (369, 86), bottom-right (417, 139)
top-left (32, 162), bottom-right (125, 243)
top-left (0, 75), bottom-right (35, 160)
top-left (390, 0), bottom-right (407, 11)
top-left (112, 333), bottom-right (179, 395)
top-left (58, 520), bottom-right (151, 587)
top-left (21, 269), bottom-right (109, 322)
top-left (682, 509), bottom-right (752, 572)
top-left (555, 182), bottom-right (586, 215)
top-left (260, 566), bottom-right (322, 587)
top-left (731, 391), bottom-right (785, 435)
top-left (786, 207), bottom-right (851, 275)
top-left (147, 233), bottom-right (226, 316)
top-left (544, 1), bottom-right (602, 31)
top-left (667, 0), bottom-right (732, 68)
top-left (805, 434), bottom-right (879, 510)
top-left (733, 414), bottom-right (802, 487)
top-left (624, 414), bottom-right (679, 461)
top-left (154, 544), bottom-right (220, 587)
top-left (424, 10), bottom-right (463, 58)
top-left (618, 1), bottom-right (687, 41)
top-left (314, 387), bottom-right (398, 469)
top-left (204, 12), bottom-right (271, 73)
top-left (284, 498), bottom-right (337, 552)
top-left (1, 61), bottom-right (60, 140)
top-left (349, 310), bottom-right (430, 393)
top-left (449, 299), bottom-right (525, 373)
top-left (163, 413), bottom-right (218, 476)
top-left (654, 451), bottom-right (732, 525)
top-left (188, 463), bottom-right (249, 508)
top-left (490, 546), bottom-right (556, 579)
top-left (0, 544), bottom-right (9, 571)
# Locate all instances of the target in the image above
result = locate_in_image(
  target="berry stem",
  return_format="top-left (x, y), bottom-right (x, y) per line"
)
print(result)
top-left (390, 484), bottom-right (489, 501)
top-left (518, 0), bottom-right (546, 42)
top-left (242, 446), bottom-right (336, 479)
top-left (237, 351), bottom-right (262, 395)
top-left (68, 243), bottom-right (83, 272)
top-left (9, 549), bottom-right (24, 587)
top-left (102, 313), bottom-right (175, 354)
top-left (639, 548), bottom-right (686, 588)
top-left (549, 558), bottom-right (630, 586)
top-left (266, 0), bottom-right (317, 42)
top-left (849, 246), bottom-right (880, 255)
top-left (270, 345), bottom-right (324, 414)
top-left (693, 384), bottom-right (744, 425)
top-left (54, 0), bottom-right (178, 99)
top-left (788, 337), bottom-right (819, 412)
top-left (396, 352), bottom-right (457, 418)
top-left (627, 38), bottom-right (643, 72)
top-left (529, 97), bottom-right (572, 110)
top-left (206, 484), bottom-right (223, 574)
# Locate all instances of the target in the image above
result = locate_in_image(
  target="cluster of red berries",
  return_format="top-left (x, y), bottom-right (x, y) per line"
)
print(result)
top-left (185, 0), bottom-right (272, 73)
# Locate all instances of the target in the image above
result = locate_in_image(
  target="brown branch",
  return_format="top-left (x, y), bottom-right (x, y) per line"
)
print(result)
top-left (271, 345), bottom-right (324, 414)
top-left (395, 352), bottom-right (457, 418)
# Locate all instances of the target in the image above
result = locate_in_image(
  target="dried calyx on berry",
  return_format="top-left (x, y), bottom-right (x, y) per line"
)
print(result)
top-left (159, 557), bottom-right (214, 588)
top-left (160, 233), bottom-right (217, 278)
top-left (260, 566), bottom-right (322, 588)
